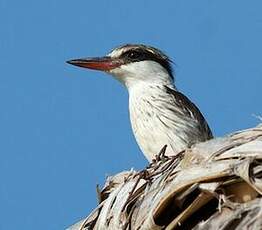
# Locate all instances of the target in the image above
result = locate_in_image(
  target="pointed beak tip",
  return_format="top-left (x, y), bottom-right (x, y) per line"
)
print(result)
top-left (66, 60), bottom-right (74, 65)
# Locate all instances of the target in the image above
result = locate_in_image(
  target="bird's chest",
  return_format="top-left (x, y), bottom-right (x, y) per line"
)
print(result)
top-left (129, 98), bottom-right (159, 139)
top-left (129, 94), bottom-right (175, 159)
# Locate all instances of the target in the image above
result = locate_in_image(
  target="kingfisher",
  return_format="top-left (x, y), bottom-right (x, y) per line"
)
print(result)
top-left (67, 44), bottom-right (213, 161)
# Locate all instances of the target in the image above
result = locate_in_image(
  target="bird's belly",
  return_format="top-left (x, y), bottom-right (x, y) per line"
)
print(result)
top-left (130, 112), bottom-right (185, 161)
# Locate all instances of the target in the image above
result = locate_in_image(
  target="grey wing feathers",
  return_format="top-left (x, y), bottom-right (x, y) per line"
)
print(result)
top-left (165, 86), bottom-right (213, 140)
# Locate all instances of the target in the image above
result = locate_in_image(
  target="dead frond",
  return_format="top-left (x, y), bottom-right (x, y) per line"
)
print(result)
top-left (67, 124), bottom-right (262, 230)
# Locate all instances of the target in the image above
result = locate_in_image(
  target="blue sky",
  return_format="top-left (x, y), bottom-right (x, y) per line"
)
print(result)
top-left (1, 1), bottom-right (262, 229)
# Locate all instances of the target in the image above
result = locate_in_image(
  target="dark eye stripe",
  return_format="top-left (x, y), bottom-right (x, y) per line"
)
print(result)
top-left (121, 48), bottom-right (173, 79)
top-left (121, 49), bottom-right (144, 61)
top-left (127, 51), bottom-right (141, 59)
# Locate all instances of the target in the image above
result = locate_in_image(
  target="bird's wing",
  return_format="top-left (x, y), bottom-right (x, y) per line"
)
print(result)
top-left (165, 86), bottom-right (213, 140)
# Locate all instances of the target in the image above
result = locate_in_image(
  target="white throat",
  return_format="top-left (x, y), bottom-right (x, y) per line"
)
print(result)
top-left (109, 60), bottom-right (174, 90)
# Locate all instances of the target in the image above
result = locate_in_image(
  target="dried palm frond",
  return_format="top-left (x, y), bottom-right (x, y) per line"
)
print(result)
top-left (67, 124), bottom-right (262, 230)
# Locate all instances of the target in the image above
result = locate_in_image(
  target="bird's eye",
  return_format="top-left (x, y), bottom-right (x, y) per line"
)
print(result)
top-left (126, 51), bottom-right (140, 59)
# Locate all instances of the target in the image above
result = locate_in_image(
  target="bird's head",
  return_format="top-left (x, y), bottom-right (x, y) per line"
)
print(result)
top-left (67, 44), bottom-right (174, 89)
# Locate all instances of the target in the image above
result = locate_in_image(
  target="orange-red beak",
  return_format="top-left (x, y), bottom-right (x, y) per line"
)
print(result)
top-left (66, 57), bottom-right (123, 71)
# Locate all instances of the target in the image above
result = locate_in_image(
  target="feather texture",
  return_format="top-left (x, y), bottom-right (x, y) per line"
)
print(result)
top-left (129, 83), bottom-right (213, 161)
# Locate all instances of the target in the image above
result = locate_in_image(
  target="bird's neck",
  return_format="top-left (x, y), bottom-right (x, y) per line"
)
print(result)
top-left (128, 81), bottom-right (176, 100)
top-left (128, 82), bottom-right (177, 124)
top-left (113, 61), bottom-right (174, 90)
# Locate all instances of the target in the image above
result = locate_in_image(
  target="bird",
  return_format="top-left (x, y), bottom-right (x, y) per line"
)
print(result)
top-left (67, 44), bottom-right (213, 161)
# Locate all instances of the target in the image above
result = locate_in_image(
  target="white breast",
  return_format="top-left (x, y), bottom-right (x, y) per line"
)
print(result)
top-left (128, 83), bottom-right (188, 161)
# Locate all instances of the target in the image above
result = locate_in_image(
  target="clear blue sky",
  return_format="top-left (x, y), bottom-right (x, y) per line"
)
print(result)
top-left (1, 1), bottom-right (261, 229)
